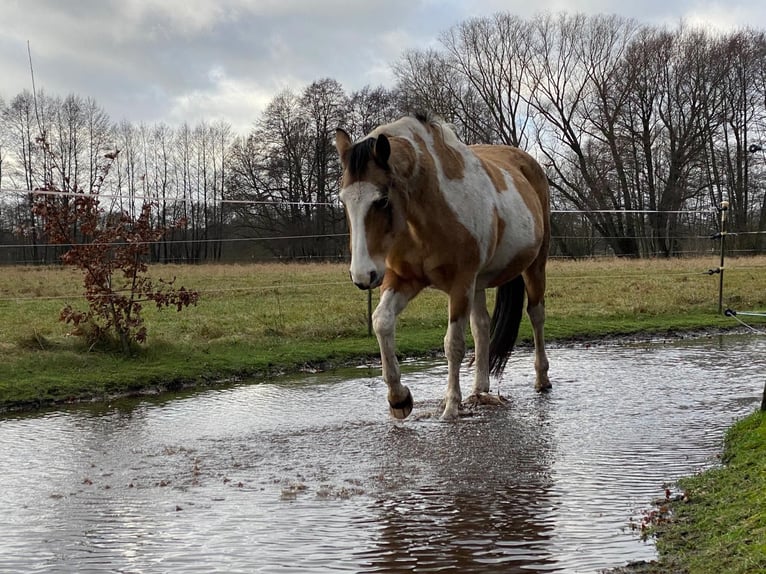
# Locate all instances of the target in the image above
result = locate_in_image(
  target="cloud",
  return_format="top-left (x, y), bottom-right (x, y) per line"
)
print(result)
top-left (166, 65), bottom-right (277, 131)
top-left (1, 0), bottom-right (764, 132)
top-left (681, 2), bottom-right (763, 32)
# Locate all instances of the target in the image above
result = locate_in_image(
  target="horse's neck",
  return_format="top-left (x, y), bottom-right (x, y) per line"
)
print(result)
top-left (401, 173), bottom-right (446, 240)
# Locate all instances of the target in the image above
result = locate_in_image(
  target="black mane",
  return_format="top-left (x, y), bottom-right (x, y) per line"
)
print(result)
top-left (348, 137), bottom-right (386, 178)
top-left (413, 111), bottom-right (433, 124)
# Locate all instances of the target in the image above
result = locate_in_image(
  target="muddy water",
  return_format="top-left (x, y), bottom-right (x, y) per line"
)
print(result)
top-left (1, 334), bottom-right (764, 574)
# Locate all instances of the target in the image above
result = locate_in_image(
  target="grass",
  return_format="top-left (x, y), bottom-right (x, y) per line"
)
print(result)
top-left (652, 411), bottom-right (766, 574)
top-left (0, 256), bottom-right (765, 412)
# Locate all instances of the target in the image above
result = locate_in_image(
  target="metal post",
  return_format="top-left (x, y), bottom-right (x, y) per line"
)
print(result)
top-left (367, 289), bottom-right (373, 336)
top-left (718, 201), bottom-right (729, 315)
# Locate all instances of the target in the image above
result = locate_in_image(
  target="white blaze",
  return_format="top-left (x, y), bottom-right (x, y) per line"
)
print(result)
top-left (340, 182), bottom-right (386, 287)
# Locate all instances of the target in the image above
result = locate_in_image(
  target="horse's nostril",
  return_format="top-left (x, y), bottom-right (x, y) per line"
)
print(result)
top-left (350, 269), bottom-right (381, 290)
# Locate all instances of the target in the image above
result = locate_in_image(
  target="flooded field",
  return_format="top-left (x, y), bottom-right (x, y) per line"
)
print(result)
top-left (1, 333), bottom-right (764, 573)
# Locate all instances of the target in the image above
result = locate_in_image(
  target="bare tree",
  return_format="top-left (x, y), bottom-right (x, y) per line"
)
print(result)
top-left (300, 78), bottom-right (348, 255)
top-left (709, 30), bottom-right (766, 249)
top-left (2, 91), bottom-right (54, 262)
top-left (347, 85), bottom-right (401, 137)
top-left (752, 32), bottom-right (766, 248)
top-left (440, 13), bottom-right (536, 147)
top-left (394, 47), bottom-right (492, 144)
top-left (524, 14), bottom-right (645, 256)
top-left (649, 28), bottom-right (723, 255)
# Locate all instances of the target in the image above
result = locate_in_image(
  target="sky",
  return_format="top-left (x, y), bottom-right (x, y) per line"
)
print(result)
top-left (0, 0), bottom-right (764, 133)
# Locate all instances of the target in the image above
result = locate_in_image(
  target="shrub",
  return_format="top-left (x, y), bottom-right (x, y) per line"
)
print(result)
top-left (32, 147), bottom-right (199, 355)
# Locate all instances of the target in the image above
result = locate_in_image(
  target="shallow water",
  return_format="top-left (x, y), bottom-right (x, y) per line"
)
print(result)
top-left (1, 334), bottom-right (763, 573)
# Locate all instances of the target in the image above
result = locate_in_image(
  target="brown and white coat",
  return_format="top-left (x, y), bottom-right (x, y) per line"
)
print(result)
top-left (336, 114), bottom-right (550, 420)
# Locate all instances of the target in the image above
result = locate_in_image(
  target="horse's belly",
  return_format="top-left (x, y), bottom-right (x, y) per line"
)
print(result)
top-left (478, 230), bottom-right (541, 289)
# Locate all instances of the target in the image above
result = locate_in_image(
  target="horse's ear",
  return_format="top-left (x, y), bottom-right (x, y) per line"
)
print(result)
top-left (335, 128), bottom-right (352, 164)
top-left (374, 134), bottom-right (391, 167)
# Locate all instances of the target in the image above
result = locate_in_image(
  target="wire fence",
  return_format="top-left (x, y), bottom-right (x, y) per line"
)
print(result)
top-left (1, 187), bottom-right (764, 265)
top-left (1, 193), bottom-right (764, 332)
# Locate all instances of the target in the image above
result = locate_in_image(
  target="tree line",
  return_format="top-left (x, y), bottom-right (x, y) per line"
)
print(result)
top-left (1, 13), bottom-right (765, 263)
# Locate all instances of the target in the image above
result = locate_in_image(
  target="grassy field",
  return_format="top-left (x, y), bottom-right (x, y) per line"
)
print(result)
top-left (0, 255), bottom-right (765, 573)
top-left (1, 255), bottom-right (765, 411)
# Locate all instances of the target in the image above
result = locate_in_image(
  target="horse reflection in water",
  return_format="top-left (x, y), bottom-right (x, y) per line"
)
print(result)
top-left (335, 113), bottom-right (551, 420)
top-left (356, 402), bottom-right (558, 573)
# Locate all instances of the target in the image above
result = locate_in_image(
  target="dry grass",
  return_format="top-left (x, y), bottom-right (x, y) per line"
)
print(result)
top-left (1, 256), bottom-right (764, 348)
top-left (545, 255), bottom-right (763, 317)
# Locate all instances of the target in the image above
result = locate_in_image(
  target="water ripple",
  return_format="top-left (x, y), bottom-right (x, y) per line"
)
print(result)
top-left (0, 334), bottom-right (763, 573)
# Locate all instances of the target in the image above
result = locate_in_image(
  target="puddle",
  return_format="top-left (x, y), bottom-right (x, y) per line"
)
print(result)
top-left (0, 334), bottom-right (763, 573)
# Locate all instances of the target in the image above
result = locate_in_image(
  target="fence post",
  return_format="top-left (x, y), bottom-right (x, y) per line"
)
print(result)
top-left (717, 201), bottom-right (729, 315)
top-left (368, 289), bottom-right (373, 336)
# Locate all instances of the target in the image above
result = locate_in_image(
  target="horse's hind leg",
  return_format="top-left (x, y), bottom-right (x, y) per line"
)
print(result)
top-left (464, 288), bottom-right (508, 408)
top-left (523, 264), bottom-right (551, 392)
top-left (469, 288), bottom-right (491, 395)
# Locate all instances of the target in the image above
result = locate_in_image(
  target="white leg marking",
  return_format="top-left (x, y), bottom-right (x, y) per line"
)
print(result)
top-left (470, 289), bottom-right (491, 395)
top-left (442, 317), bottom-right (467, 420)
top-left (442, 289), bottom-right (473, 420)
top-left (372, 289), bottom-right (411, 410)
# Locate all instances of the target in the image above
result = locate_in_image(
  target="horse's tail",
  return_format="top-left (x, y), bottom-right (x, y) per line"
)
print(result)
top-left (488, 275), bottom-right (526, 377)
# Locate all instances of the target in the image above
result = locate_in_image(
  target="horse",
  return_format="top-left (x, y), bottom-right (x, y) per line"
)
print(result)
top-left (335, 113), bottom-right (551, 420)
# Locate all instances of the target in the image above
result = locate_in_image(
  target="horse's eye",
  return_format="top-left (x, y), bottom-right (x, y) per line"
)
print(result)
top-left (372, 197), bottom-right (390, 211)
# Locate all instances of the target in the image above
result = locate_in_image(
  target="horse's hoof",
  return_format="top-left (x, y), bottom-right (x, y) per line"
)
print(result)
top-left (535, 379), bottom-right (552, 393)
top-left (388, 387), bottom-right (413, 419)
top-left (440, 409), bottom-right (459, 421)
top-left (464, 392), bottom-right (508, 408)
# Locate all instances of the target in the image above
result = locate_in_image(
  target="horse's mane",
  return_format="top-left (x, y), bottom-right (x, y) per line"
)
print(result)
top-left (413, 112), bottom-right (462, 149)
top-left (347, 137), bottom-right (376, 178)
top-left (413, 111), bottom-right (433, 125)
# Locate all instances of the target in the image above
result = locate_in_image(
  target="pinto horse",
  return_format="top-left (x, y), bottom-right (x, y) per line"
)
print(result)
top-left (335, 114), bottom-right (551, 420)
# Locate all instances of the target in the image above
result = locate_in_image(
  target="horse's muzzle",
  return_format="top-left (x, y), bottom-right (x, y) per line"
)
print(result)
top-left (351, 269), bottom-right (383, 290)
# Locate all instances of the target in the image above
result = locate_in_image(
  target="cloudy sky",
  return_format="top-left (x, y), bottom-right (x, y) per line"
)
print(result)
top-left (1, 0), bottom-right (763, 133)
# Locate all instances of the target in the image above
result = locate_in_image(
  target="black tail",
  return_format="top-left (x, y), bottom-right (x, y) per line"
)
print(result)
top-left (488, 275), bottom-right (526, 377)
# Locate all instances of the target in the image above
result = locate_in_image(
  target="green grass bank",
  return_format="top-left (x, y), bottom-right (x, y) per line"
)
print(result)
top-left (647, 411), bottom-right (766, 574)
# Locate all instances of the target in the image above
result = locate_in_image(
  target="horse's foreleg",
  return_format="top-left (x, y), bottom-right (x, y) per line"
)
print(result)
top-left (442, 287), bottom-right (472, 420)
top-left (527, 301), bottom-right (551, 391)
top-left (469, 288), bottom-right (491, 395)
top-left (373, 288), bottom-right (414, 419)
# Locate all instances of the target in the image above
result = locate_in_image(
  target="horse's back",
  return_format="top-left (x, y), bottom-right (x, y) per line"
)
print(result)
top-left (470, 144), bottom-right (549, 207)
top-left (468, 144), bottom-right (550, 286)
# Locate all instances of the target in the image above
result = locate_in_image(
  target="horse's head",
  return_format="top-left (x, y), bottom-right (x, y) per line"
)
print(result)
top-left (335, 128), bottom-right (412, 290)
